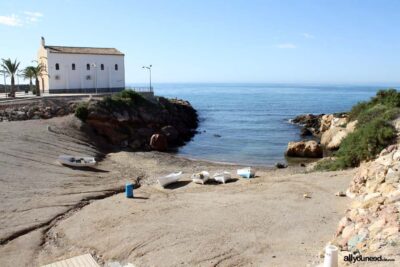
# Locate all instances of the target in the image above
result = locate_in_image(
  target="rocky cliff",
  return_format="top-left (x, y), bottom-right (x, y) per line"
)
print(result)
top-left (78, 91), bottom-right (198, 151)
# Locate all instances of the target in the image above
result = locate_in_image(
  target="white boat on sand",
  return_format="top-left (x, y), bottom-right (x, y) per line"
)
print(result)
top-left (158, 171), bottom-right (182, 188)
top-left (191, 171), bottom-right (210, 184)
top-left (58, 155), bottom-right (97, 167)
top-left (213, 171), bottom-right (232, 184)
top-left (237, 167), bottom-right (255, 178)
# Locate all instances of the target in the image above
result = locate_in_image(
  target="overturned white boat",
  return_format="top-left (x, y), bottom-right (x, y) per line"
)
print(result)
top-left (213, 171), bottom-right (232, 184)
top-left (237, 167), bottom-right (255, 179)
top-left (58, 155), bottom-right (97, 167)
top-left (158, 171), bottom-right (182, 188)
top-left (191, 171), bottom-right (210, 184)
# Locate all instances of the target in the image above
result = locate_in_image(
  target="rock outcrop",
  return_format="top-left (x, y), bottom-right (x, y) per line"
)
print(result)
top-left (321, 120), bottom-right (357, 150)
top-left (83, 94), bottom-right (198, 151)
top-left (288, 113), bottom-right (354, 158)
top-left (150, 133), bottom-right (168, 151)
top-left (291, 114), bottom-right (324, 136)
top-left (285, 140), bottom-right (323, 158)
top-left (329, 144), bottom-right (400, 262)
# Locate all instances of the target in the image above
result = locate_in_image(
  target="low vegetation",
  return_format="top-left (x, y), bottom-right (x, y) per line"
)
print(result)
top-left (75, 90), bottom-right (153, 122)
top-left (75, 102), bottom-right (89, 122)
top-left (316, 89), bottom-right (400, 171)
top-left (100, 90), bottom-right (152, 110)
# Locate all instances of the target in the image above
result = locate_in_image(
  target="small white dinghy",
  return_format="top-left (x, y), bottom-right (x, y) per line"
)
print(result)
top-left (191, 171), bottom-right (210, 184)
top-left (213, 171), bottom-right (232, 184)
top-left (58, 155), bottom-right (97, 167)
top-left (158, 171), bottom-right (182, 188)
top-left (237, 167), bottom-right (255, 178)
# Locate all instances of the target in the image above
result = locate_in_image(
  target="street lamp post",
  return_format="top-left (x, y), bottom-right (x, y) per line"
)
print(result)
top-left (142, 65), bottom-right (152, 92)
top-left (0, 71), bottom-right (7, 98)
top-left (91, 63), bottom-right (97, 94)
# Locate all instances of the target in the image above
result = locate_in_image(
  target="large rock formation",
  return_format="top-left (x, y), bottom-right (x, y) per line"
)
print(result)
top-left (82, 93), bottom-right (198, 151)
top-left (291, 114), bottom-right (324, 136)
top-left (329, 144), bottom-right (400, 263)
top-left (320, 120), bottom-right (357, 150)
top-left (288, 113), bottom-right (354, 158)
top-left (285, 140), bottom-right (323, 158)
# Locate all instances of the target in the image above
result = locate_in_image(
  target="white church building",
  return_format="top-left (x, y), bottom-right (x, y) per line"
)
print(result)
top-left (37, 37), bottom-right (125, 94)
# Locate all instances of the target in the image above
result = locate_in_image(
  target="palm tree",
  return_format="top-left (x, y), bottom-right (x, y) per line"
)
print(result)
top-left (1, 58), bottom-right (20, 97)
top-left (22, 66), bottom-right (35, 93)
top-left (31, 63), bottom-right (47, 96)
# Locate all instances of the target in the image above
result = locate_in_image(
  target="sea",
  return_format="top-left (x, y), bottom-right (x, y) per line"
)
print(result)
top-left (129, 83), bottom-right (398, 166)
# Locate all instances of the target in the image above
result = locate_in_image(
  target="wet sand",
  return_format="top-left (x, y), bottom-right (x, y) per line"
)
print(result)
top-left (0, 116), bottom-right (354, 266)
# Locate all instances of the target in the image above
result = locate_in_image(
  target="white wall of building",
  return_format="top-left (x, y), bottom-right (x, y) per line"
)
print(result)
top-left (38, 45), bottom-right (125, 94)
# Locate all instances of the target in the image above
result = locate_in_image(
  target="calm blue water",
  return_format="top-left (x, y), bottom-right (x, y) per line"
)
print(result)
top-left (130, 83), bottom-right (397, 166)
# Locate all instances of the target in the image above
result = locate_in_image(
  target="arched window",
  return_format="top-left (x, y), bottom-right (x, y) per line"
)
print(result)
top-left (55, 63), bottom-right (59, 70)
top-left (72, 63), bottom-right (75, 70)
top-left (115, 64), bottom-right (118, 71)
top-left (86, 64), bottom-right (90, 70)
top-left (101, 64), bottom-right (104, 70)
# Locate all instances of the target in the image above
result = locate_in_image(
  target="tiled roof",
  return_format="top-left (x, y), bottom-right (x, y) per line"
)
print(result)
top-left (45, 46), bottom-right (124, 56)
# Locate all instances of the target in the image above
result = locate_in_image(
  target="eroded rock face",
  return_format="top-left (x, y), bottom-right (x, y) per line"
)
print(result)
top-left (161, 125), bottom-right (179, 145)
top-left (84, 96), bottom-right (198, 151)
top-left (286, 140), bottom-right (323, 158)
top-left (150, 133), bottom-right (168, 151)
top-left (330, 143), bottom-right (400, 261)
top-left (291, 114), bottom-right (324, 136)
top-left (290, 113), bottom-right (352, 152)
top-left (321, 120), bottom-right (357, 150)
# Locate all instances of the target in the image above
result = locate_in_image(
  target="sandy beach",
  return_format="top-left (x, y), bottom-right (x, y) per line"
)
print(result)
top-left (0, 115), bottom-right (355, 266)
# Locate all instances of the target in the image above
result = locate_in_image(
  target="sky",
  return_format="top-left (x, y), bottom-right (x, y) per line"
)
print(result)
top-left (0, 0), bottom-right (399, 85)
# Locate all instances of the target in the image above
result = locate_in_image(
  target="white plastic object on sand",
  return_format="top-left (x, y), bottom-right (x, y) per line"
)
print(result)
top-left (323, 245), bottom-right (338, 267)
top-left (236, 167), bottom-right (255, 178)
top-left (191, 171), bottom-right (210, 184)
top-left (157, 171), bottom-right (182, 187)
top-left (213, 171), bottom-right (231, 184)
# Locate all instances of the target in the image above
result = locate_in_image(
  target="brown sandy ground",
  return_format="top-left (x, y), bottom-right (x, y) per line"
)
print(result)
top-left (0, 116), bottom-right (354, 266)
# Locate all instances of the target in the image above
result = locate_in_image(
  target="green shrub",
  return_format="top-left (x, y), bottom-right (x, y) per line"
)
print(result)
top-left (99, 90), bottom-right (151, 110)
top-left (335, 119), bottom-right (395, 167)
top-left (372, 89), bottom-right (400, 107)
top-left (356, 104), bottom-right (400, 126)
top-left (315, 158), bottom-right (346, 171)
top-left (75, 102), bottom-right (89, 122)
top-left (317, 89), bottom-right (400, 171)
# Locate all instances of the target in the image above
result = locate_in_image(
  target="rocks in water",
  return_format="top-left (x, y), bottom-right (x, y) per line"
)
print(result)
top-left (300, 128), bottom-right (313, 137)
top-left (275, 162), bottom-right (288, 169)
top-left (290, 113), bottom-right (353, 155)
top-left (213, 134), bottom-right (222, 138)
top-left (286, 140), bottom-right (323, 158)
top-left (161, 125), bottom-right (179, 144)
top-left (291, 114), bottom-right (324, 136)
top-left (150, 133), bottom-right (168, 151)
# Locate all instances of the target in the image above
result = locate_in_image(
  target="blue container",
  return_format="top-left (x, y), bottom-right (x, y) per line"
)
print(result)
top-left (125, 183), bottom-right (134, 198)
